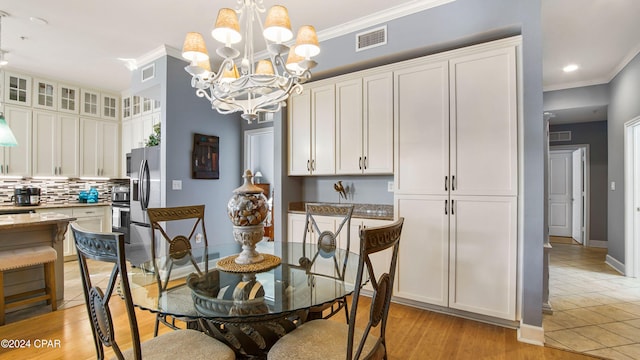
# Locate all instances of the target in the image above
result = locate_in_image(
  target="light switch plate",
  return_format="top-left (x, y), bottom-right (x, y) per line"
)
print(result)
top-left (172, 180), bottom-right (182, 190)
top-left (611, 181), bottom-right (616, 191)
top-left (387, 181), bottom-right (394, 192)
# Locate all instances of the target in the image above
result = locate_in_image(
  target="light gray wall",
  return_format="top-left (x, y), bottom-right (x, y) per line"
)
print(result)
top-left (550, 121), bottom-right (608, 242)
top-left (278, 0), bottom-right (544, 327)
top-left (544, 84), bottom-right (610, 111)
top-left (302, 176), bottom-right (394, 204)
top-left (608, 52), bottom-right (640, 262)
top-left (161, 56), bottom-right (243, 244)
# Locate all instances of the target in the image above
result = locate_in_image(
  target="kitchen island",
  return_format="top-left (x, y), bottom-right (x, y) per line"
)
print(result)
top-left (0, 212), bottom-right (76, 303)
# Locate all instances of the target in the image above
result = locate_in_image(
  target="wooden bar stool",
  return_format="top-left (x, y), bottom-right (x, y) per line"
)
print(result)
top-left (0, 246), bottom-right (57, 325)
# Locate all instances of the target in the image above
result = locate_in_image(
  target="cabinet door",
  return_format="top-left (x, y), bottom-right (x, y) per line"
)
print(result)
top-left (33, 78), bottom-right (57, 110)
top-left (122, 96), bottom-right (132, 120)
top-left (121, 120), bottom-right (133, 175)
top-left (394, 61), bottom-right (449, 195)
top-left (288, 89), bottom-right (312, 175)
top-left (4, 72), bottom-right (32, 106)
top-left (395, 195), bottom-right (449, 306)
top-left (100, 121), bottom-right (119, 177)
top-left (79, 118), bottom-right (99, 177)
top-left (335, 78), bottom-right (363, 175)
top-left (80, 89), bottom-right (101, 117)
top-left (2, 105), bottom-right (32, 176)
top-left (32, 110), bottom-right (57, 176)
top-left (449, 46), bottom-right (517, 196)
top-left (448, 196), bottom-right (516, 320)
top-left (59, 84), bottom-right (79, 114)
top-left (288, 213), bottom-right (308, 243)
top-left (363, 72), bottom-right (393, 174)
top-left (58, 114), bottom-right (80, 177)
top-left (311, 85), bottom-right (335, 175)
top-left (350, 219), bottom-right (393, 292)
top-left (102, 94), bottom-right (119, 120)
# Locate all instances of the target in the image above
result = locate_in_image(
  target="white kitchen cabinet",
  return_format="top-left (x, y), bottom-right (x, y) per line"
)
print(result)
top-left (32, 110), bottom-right (79, 177)
top-left (33, 78), bottom-right (57, 110)
top-left (348, 218), bottom-right (392, 292)
top-left (80, 89), bottom-right (100, 117)
top-left (288, 213), bottom-right (336, 244)
top-left (336, 73), bottom-right (393, 175)
top-left (132, 95), bottom-right (141, 117)
top-left (58, 84), bottom-right (79, 114)
top-left (393, 39), bottom-right (519, 321)
top-left (102, 93), bottom-right (119, 120)
top-left (287, 84), bottom-right (335, 175)
top-left (122, 96), bottom-right (132, 120)
top-left (80, 118), bottom-right (119, 177)
top-left (0, 105), bottom-right (32, 177)
top-left (4, 72), bottom-right (32, 107)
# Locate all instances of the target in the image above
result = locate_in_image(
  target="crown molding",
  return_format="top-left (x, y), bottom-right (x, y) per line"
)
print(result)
top-left (543, 77), bottom-right (610, 92)
top-left (607, 43), bottom-right (640, 83)
top-left (130, 45), bottom-right (183, 70)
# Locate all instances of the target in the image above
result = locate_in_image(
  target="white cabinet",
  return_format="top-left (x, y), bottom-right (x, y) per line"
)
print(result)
top-left (336, 73), bottom-right (393, 175)
top-left (4, 72), bottom-right (32, 106)
top-left (287, 84), bottom-right (335, 175)
top-left (288, 213), bottom-right (336, 244)
top-left (122, 96), bottom-right (132, 120)
top-left (80, 118), bottom-right (119, 177)
top-left (393, 40), bottom-right (519, 321)
top-left (348, 218), bottom-right (392, 292)
top-left (32, 110), bottom-right (79, 177)
top-left (37, 206), bottom-right (109, 260)
top-left (33, 78), bottom-right (57, 110)
top-left (80, 89), bottom-right (101, 117)
top-left (58, 84), bottom-right (79, 114)
top-left (0, 105), bottom-right (32, 176)
top-left (101, 93), bottom-right (119, 120)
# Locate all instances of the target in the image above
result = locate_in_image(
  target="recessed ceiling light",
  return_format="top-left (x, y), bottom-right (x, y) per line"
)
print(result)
top-left (563, 64), bottom-right (579, 73)
top-left (29, 16), bottom-right (48, 25)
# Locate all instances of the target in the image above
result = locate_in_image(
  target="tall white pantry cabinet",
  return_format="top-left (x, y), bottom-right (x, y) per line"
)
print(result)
top-left (393, 39), bottom-right (519, 320)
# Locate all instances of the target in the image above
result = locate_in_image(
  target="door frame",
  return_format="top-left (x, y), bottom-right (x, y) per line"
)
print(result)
top-left (549, 144), bottom-right (590, 246)
top-left (243, 127), bottom-right (274, 182)
top-left (624, 116), bottom-right (640, 277)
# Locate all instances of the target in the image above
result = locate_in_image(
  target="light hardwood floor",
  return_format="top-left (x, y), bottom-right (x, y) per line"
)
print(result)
top-left (0, 294), bottom-right (601, 360)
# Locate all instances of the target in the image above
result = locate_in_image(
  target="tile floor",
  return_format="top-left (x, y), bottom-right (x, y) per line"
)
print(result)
top-left (4, 259), bottom-right (113, 324)
top-left (545, 239), bottom-right (640, 359)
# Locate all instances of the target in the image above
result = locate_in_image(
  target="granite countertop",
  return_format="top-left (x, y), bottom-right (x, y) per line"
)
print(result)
top-left (0, 202), bottom-right (111, 213)
top-left (0, 212), bottom-right (77, 230)
top-left (288, 202), bottom-right (394, 220)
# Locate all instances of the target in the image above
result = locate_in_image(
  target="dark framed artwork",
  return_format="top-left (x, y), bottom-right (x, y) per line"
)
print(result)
top-left (192, 133), bottom-right (219, 179)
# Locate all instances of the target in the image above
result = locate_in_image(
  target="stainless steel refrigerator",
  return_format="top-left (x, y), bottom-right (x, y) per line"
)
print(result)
top-left (127, 146), bottom-right (161, 266)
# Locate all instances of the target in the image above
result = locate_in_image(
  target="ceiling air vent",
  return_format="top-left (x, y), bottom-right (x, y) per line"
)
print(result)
top-left (549, 131), bottom-right (571, 142)
top-left (356, 25), bottom-right (387, 52)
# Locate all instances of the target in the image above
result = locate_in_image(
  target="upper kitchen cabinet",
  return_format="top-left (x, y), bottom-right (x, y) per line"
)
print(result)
top-left (32, 110), bottom-right (79, 177)
top-left (33, 78), bottom-right (57, 110)
top-left (79, 118), bottom-right (119, 177)
top-left (80, 89), bottom-right (100, 117)
top-left (142, 97), bottom-right (153, 114)
top-left (132, 95), bottom-right (141, 117)
top-left (287, 84), bottom-right (335, 175)
top-left (0, 105), bottom-right (32, 176)
top-left (102, 94), bottom-right (119, 120)
top-left (336, 72), bottom-right (393, 175)
top-left (58, 84), bottom-right (79, 114)
top-left (122, 96), bottom-right (131, 120)
top-left (4, 71), bottom-right (32, 107)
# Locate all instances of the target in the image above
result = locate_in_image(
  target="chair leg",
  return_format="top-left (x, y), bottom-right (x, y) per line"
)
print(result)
top-left (0, 271), bottom-right (5, 326)
top-left (44, 262), bottom-right (57, 310)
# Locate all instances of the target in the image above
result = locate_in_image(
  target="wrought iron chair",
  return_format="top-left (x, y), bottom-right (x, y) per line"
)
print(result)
top-left (268, 218), bottom-right (404, 360)
top-left (70, 223), bottom-right (235, 360)
top-left (299, 202), bottom-right (354, 321)
top-left (147, 205), bottom-right (209, 336)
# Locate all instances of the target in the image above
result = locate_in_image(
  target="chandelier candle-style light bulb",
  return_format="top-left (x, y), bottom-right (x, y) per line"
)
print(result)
top-left (182, 0), bottom-right (319, 123)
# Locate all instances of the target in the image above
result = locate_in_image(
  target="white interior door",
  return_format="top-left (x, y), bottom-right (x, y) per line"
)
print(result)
top-left (572, 149), bottom-right (584, 243)
top-left (549, 151), bottom-right (572, 237)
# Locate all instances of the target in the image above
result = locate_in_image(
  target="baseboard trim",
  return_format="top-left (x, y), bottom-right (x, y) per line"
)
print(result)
top-left (588, 240), bottom-right (608, 248)
top-left (606, 254), bottom-right (626, 275)
top-left (518, 323), bottom-right (544, 346)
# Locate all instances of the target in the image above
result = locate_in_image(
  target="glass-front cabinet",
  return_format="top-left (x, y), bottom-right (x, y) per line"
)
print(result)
top-left (4, 72), bottom-right (32, 106)
top-left (59, 84), bottom-right (79, 113)
top-left (102, 94), bottom-right (118, 120)
top-left (33, 78), bottom-right (57, 110)
top-left (81, 89), bottom-right (100, 117)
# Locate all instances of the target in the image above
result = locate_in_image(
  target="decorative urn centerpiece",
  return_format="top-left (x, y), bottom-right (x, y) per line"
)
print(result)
top-left (227, 170), bottom-right (268, 264)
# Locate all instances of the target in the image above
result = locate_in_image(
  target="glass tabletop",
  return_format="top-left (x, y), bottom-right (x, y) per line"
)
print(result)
top-left (125, 241), bottom-right (361, 321)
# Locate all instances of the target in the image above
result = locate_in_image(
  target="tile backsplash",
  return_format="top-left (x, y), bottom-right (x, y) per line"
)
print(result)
top-left (0, 179), bottom-right (130, 205)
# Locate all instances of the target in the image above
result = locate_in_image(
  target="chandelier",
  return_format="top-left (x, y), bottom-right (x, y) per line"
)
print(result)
top-left (182, 0), bottom-right (320, 123)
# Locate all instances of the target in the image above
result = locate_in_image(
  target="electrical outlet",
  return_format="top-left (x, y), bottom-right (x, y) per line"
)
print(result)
top-left (195, 233), bottom-right (203, 243)
top-left (387, 181), bottom-right (394, 192)
top-left (172, 180), bottom-right (182, 190)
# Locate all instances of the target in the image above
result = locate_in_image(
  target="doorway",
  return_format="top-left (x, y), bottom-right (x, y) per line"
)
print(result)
top-left (548, 145), bottom-right (589, 246)
top-left (624, 116), bottom-right (640, 277)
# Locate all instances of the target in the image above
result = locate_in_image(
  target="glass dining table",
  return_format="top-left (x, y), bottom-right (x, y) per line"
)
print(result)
top-left (124, 240), bottom-right (361, 358)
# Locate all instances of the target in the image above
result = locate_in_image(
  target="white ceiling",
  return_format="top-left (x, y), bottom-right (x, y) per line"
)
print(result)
top-left (1, 0), bottom-right (639, 124)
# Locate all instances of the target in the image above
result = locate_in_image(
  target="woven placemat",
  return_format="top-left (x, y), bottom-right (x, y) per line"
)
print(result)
top-left (216, 253), bottom-right (281, 273)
